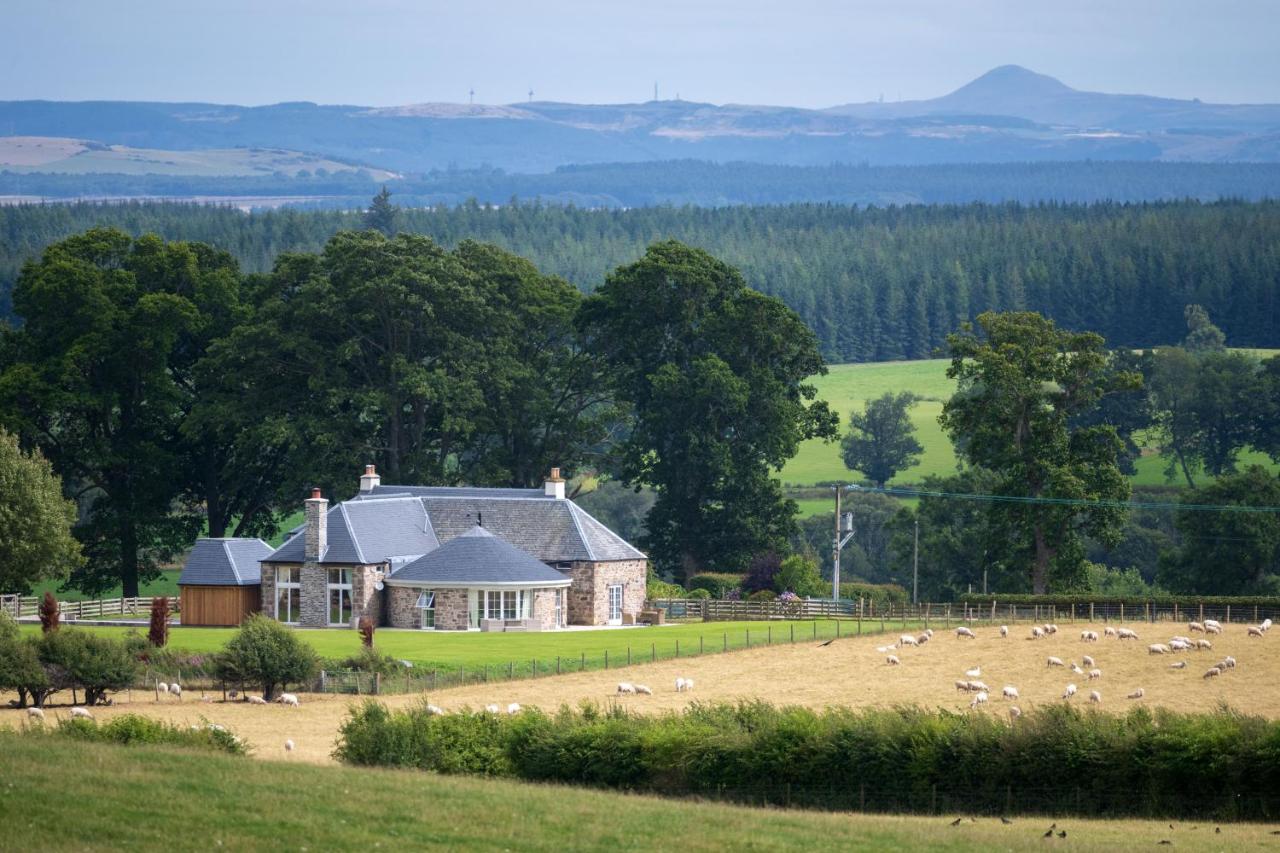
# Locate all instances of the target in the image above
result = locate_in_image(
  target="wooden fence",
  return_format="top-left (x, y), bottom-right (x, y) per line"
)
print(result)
top-left (0, 594), bottom-right (178, 620)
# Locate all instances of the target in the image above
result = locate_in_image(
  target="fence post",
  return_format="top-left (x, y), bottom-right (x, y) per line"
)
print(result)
top-left (746, 629), bottom-right (750, 648)
top-left (652, 643), bottom-right (656, 663)
top-left (627, 646), bottom-right (631, 666)
top-left (1199, 603), bottom-right (1204, 622)
top-left (1071, 603), bottom-right (1076, 623)
top-left (1146, 602), bottom-right (1151, 623)
top-left (604, 650), bottom-right (608, 669)
top-left (700, 635), bottom-right (704, 655)
top-left (837, 620), bottom-right (841, 639)
top-left (581, 651), bottom-right (585, 670)
top-left (557, 657), bottom-right (561, 675)
top-left (508, 661), bottom-right (513, 679)
top-left (375, 672), bottom-right (381, 695)
top-left (723, 632), bottom-right (727, 652)
top-left (676, 639), bottom-right (680, 657)
top-left (768, 626), bottom-right (772, 645)
top-left (1090, 602), bottom-right (1094, 622)
top-left (790, 623), bottom-right (794, 644)
top-left (812, 622), bottom-right (817, 640)
top-left (1226, 605), bottom-right (1231, 623)
top-left (1120, 603), bottom-right (1124, 622)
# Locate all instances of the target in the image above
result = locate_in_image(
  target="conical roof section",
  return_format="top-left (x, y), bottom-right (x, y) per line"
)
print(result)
top-left (389, 525), bottom-right (570, 586)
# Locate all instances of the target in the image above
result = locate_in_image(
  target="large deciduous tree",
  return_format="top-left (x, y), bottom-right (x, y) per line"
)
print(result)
top-left (840, 392), bottom-right (922, 487)
top-left (0, 429), bottom-right (83, 594)
top-left (939, 312), bottom-right (1138, 593)
top-left (578, 240), bottom-right (838, 581)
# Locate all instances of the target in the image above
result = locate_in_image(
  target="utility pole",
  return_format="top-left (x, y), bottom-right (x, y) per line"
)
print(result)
top-left (832, 485), bottom-right (856, 600)
top-left (912, 517), bottom-right (919, 605)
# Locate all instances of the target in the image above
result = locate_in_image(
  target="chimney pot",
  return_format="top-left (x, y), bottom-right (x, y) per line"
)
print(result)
top-left (544, 466), bottom-right (566, 499)
top-left (359, 464), bottom-right (382, 493)
top-left (310, 488), bottom-right (322, 500)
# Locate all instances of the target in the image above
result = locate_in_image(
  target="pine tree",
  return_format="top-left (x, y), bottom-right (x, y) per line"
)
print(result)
top-left (363, 186), bottom-right (399, 236)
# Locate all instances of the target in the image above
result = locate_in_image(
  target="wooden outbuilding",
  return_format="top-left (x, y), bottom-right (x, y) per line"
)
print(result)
top-left (177, 538), bottom-right (271, 626)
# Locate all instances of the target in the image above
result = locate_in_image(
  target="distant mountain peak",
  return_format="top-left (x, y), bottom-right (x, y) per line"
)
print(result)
top-left (947, 65), bottom-right (1075, 100)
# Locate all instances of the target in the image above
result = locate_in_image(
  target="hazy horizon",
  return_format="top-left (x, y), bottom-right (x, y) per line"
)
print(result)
top-left (3, 0), bottom-right (1278, 109)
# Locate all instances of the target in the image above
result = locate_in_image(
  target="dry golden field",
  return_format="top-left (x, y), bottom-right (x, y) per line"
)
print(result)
top-left (3, 620), bottom-right (1275, 765)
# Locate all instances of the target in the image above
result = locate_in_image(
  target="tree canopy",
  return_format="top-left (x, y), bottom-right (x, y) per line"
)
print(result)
top-left (840, 392), bottom-right (923, 487)
top-left (0, 429), bottom-right (83, 594)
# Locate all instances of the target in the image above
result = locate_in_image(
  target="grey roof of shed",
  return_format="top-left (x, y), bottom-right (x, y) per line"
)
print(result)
top-left (389, 526), bottom-right (571, 586)
top-left (262, 485), bottom-right (645, 566)
top-left (179, 538), bottom-right (273, 586)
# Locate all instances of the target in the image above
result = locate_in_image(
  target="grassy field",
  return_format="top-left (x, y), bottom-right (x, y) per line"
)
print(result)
top-left (783, 355), bottom-right (1280, 511)
top-left (26, 570), bottom-right (181, 602)
top-left (4, 738), bottom-right (1274, 852)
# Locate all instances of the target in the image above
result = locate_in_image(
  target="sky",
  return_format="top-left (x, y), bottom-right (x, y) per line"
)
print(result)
top-left (3, 0), bottom-right (1277, 108)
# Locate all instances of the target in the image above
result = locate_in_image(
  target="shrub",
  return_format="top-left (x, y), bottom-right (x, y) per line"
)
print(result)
top-left (646, 567), bottom-right (686, 599)
top-left (338, 646), bottom-right (402, 677)
top-left (686, 588), bottom-right (711, 600)
top-left (214, 614), bottom-right (318, 700)
top-left (358, 615), bottom-right (375, 648)
top-left (839, 582), bottom-right (910, 608)
top-left (53, 713), bottom-right (247, 755)
top-left (958, 593), bottom-right (1280, 607)
top-left (747, 589), bottom-right (776, 602)
top-left (148, 596), bottom-right (170, 648)
top-left (38, 629), bottom-right (139, 706)
top-left (773, 554), bottom-right (825, 598)
top-left (39, 592), bottom-right (58, 633)
top-left (687, 572), bottom-right (743, 598)
top-left (743, 551), bottom-right (783, 593)
top-left (0, 632), bottom-right (50, 708)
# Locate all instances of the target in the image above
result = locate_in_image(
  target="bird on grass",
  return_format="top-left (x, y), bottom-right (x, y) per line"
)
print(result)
top-left (949, 817), bottom-right (962, 826)
top-left (1215, 827), bottom-right (1221, 834)
top-left (1048, 823), bottom-right (1056, 830)
top-left (1000, 817), bottom-right (1013, 825)
top-left (1042, 829), bottom-right (1053, 838)
top-left (1158, 841), bottom-right (1171, 846)
top-left (1058, 830), bottom-right (1066, 838)
top-left (818, 639), bottom-right (835, 647)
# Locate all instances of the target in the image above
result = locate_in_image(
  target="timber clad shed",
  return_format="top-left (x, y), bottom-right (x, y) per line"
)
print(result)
top-left (178, 538), bottom-right (273, 626)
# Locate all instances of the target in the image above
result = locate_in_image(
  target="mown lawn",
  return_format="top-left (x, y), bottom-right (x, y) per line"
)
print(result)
top-left (2, 736), bottom-right (1275, 852)
top-left (17, 618), bottom-right (902, 672)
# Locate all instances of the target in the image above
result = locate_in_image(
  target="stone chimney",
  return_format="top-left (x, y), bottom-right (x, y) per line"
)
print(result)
top-left (544, 466), bottom-right (565, 499)
top-left (359, 464), bottom-right (381, 493)
top-left (304, 488), bottom-right (328, 562)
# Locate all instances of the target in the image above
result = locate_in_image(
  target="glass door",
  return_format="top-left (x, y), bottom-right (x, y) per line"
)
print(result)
top-left (607, 584), bottom-right (623, 625)
top-left (327, 568), bottom-right (352, 626)
top-left (276, 567), bottom-right (300, 624)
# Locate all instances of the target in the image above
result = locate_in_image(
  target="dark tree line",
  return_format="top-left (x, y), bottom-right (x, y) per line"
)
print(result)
top-left (5, 199), bottom-right (1280, 364)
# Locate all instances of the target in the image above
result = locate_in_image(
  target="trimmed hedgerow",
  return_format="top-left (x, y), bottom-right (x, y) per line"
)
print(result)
top-left (686, 573), bottom-right (744, 597)
top-left (335, 700), bottom-right (1280, 820)
top-left (48, 714), bottom-right (247, 755)
top-left (839, 582), bottom-right (909, 608)
top-left (959, 593), bottom-right (1280, 608)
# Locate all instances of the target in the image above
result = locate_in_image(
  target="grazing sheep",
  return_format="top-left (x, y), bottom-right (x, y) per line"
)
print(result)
top-left (1189, 622), bottom-right (1204, 633)
top-left (635, 685), bottom-right (653, 696)
top-left (247, 695), bottom-right (268, 705)
top-left (168, 683), bottom-right (182, 700)
top-left (1169, 661), bottom-right (1187, 669)
top-left (1080, 630), bottom-right (1099, 642)
top-left (284, 739), bottom-right (294, 753)
top-left (1205, 623), bottom-right (1222, 635)
top-left (26, 707), bottom-right (45, 721)
top-left (1046, 624), bottom-right (1058, 634)
top-left (1082, 655), bottom-right (1095, 667)
top-left (1031, 626), bottom-right (1044, 639)
top-left (1002, 685), bottom-right (1019, 700)
top-left (227, 690), bottom-right (239, 700)
top-left (1104, 626), bottom-right (1117, 637)
top-left (70, 707), bottom-right (92, 719)
top-left (1248, 626), bottom-right (1264, 638)
top-left (925, 628), bottom-right (934, 638)
top-left (1223, 656), bottom-right (1237, 668)
top-left (1000, 625), bottom-right (1008, 638)
top-left (967, 680), bottom-right (989, 693)
top-left (1062, 683), bottom-right (1077, 699)
top-left (507, 703), bottom-right (522, 714)
top-left (1204, 667), bottom-right (1222, 679)
top-left (916, 633), bottom-right (930, 645)
top-left (1263, 618), bottom-right (1273, 632)
top-left (277, 693), bottom-right (299, 707)
top-left (674, 677), bottom-right (689, 692)
top-left (485, 704), bottom-right (500, 713)
top-left (1089, 690), bottom-right (1102, 705)
top-left (1117, 628), bottom-right (1139, 640)
top-left (1204, 619), bottom-right (1222, 630)
top-left (1009, 706), bottom-right (1022, 719)
top-left (1169, 640), bottom-right (1191, 652)
top-left (1070, 663), bottom-right (1085, 675)
top-left (955, 626), bottom-right (976, 639)
top-left (886, 654), bottom-right (901, 666)
top-left (617, 682), bottom-right (636, 694)
top-left (965, 666), bottom-right (981, 677)
top-left (899, 634), bottom-right (919, 647)
top-left (1088, 668), bottom-right (1102, 681)
top-left (875, 645), bottom-right (894, 654)
top-left (1127, 688), bottom-right (1145, 699)
top-left (426, 704), bottom-right (445, 715)
top-left (1196, 639), bottom-right (1213, 650)
top-left (156, 682), bottom-right (168, 696)
top-left (955, 680), bottom-right (972, 692)
top-left (1148, 643), bottom-right (1171, 655)
top-left (969, 691), bottom-right (989, 709)
top-left (1047, 656), bottom-right (1065, 667)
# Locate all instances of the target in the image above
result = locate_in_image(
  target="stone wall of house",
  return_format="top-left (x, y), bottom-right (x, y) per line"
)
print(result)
top-left (299, 564), bottom-right (329, 627)
top-left (387, 586), bottom-right (421, 629)
top-left (566, 559), bottom-right (647, 625)
top-left (435, 588), bottom-right (470, 631)
top-left (260, 564), bottom-right (279, 618)
top-left (531, 588), bottom-right (561, 630)
top-left (351, 564), bottom-right (383, 626)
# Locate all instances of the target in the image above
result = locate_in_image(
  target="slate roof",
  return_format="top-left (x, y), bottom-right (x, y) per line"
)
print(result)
top-left (388, 526), bottom-right (571, 587)
top-left (179, 538), bottom-right (273, 586)
top-left (262, 485), bottom-right (645, 567)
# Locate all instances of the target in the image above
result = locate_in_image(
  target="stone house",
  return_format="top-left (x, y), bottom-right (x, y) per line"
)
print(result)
top-left (256, 466), bottom-right (647, 630)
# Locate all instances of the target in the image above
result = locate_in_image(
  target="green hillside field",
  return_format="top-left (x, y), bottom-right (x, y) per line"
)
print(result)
top-left (783, 355), bottom-right (1280, 513)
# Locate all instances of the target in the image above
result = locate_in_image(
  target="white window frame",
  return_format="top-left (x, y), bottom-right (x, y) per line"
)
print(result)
top-left (607, 583), bottom-right (623, 625)
top-left (327, 568), bottom-right (353, 626)
top-left (275, 567), bottom-right (301, 624)
top-left (554, 588), bottom-right (565, 628)
top-left (415, 589), bottom-right (436, 630)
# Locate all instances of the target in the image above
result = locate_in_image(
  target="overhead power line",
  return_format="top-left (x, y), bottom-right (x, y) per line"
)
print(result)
top-left (850, 484), bottom-right (1280, 515)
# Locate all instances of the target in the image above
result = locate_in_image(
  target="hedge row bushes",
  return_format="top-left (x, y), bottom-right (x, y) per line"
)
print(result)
top-left (686, 573), bottom-right (745, 597)
top-left (959, 594), bottom-right (1280, 607)
top-left (840, 582), bottom-right (909, 608)
top-left (336, 700), bottom-right (1280, 819)
top-left (49, 714), bottom-right (247, 755)
top-left (683, 573), bottom-right (907, 606)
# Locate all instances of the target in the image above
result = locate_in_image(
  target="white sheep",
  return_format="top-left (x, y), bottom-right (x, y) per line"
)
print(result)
top-left (1002, 685), bottom-right (1019, 700)
top-left (284, 739), bottom-right (294, 753)
top-left (1148, 643), bottom-right (1170, 655)
top-left (969, 691), bottom-right (989, 709)
top-left (1263, 618), bottom-right (1273, 632)
top-left (26, 707), bottom-right (45, 721)
top-left (1204, 667), bottom-right (1222, 679)
top-left (1104, 626), bottom-right (1117, 637)
top-left (1204, 619), bottom-right (1222, 631)
top-left (955, 626), bottom-right (976, 639)
top-left (70, 707), bottom-right (93, 719)
top-left (485, 704), bottom-right (500, 713)
top-left (1046, 624), bottom-right (1058, 634)
top-left (916, 633), bottom-right (930, 645)
top-left (1189, 621), bottom-right (1204, 633)
top-left (1088, 668), bottom-right (1102, 681)
top-left (635, 685), bottom-right (653, 696)
top-left (1117, 628), bottom-right (1139, 640)
top-left (964, 666), bottom-right (981, 678)
top-left (925, 628), bottom-right (934, 638)
top-left (168, 683), bottom-right (182, 700)
top-left (1080, 630), bottom-right (1099, 642)
top-left (955, 680), bottom-right (972, 692)
top-left (967, 680), bottom-right (989, 693)
top-left (1070, 663), bottom-right (1085, 675)
top-left (1223, 656), bottom-right (1237, 668)
top-left (1047, 656), bottom-right (1065, 667)
top-left (1089, 690), bottom-right (1101, 705)
top-left (426, 704), bottom-right (445, 715)
top-left (1126, 688), bottom-right (1145, 699)
top-left (248, 695), bottom-right (268, 705)
top-left (1062, 683), bottom-right (1077, 699)
top-left (1009, 706), bottom-right (1022, 720)
top-left (1196, 639), bottom-right (1213, 650)
top-left (999, 625), bottom-right (1008, 638)
top-left (617, 682), bottom-right (636, 694)
top-left (675, 677), bottom-right (694, 692)
top-left (157, 681), bottom-right (168, 696)
top-left (1082, 655), bottom-right (1095, 667)
top-left (1205, 623), bottom-right (1222, 635)
top-left (507, 703), bottom-right (522, 714)
top-left (1248, 626), bottom-right (1264, 638)
top-left (277, 693), bottom-right (299, 707)
top-left (875, 645), bottom-right (894, 654)
top-left (899, 634), bottom-right (919, 647)
top-left (1169, 661), bottom-right (1187, 669)
top-left (1031, 626), bottom-right (1044, 639)
top-left (886, 654), bottom-right (901, 666)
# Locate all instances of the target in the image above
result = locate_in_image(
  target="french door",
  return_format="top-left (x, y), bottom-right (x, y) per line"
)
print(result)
top-left (328, 568), bottom-right (352, 626)
top-left (607, 584), bottom-right (623, 625)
